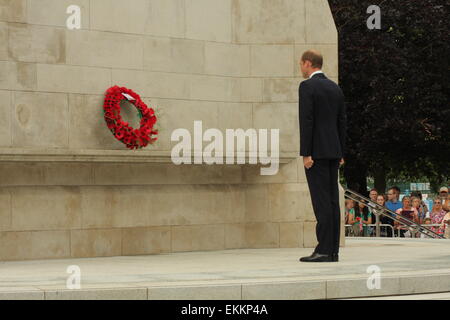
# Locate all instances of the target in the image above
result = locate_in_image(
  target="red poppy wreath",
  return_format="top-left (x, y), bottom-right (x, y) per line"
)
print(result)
top-left (103, 86), bottom-right (158, 150)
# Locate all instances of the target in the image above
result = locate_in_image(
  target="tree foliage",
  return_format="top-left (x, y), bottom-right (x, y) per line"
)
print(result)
top-left (328, 0), bottom-right (449, 193)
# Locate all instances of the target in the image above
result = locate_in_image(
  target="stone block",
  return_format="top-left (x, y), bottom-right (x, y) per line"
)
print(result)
top-left (144, 37), bottom-right (204, 74)
top-left (90, 0), bottom-right (147, 34)
top-left (8, 23), bottom-right (65, 63)
top-left (239, 77), bottom-right (263, 103)
top-left (13, 91), bottom-right (69, 148)
top-left (399, 274), bottom-right (450, 295)
top-left (263, 78), bottom-right (303, 103)
top-left (250, 45), bottom-right (294, 77)
top-left (217, 102), bottom-right (253, 132)
top-left (224, 223), bottom-right (246, 249)
top-left (326, 277), bottom-right (401, 299)
top-left (269, 184), bottom-right (303, 222)
top-left (148, 285), bottom-right (241, 300)
top-left (279, 222), bottom-right (303, 247)
top-left (252, 102), bottom-right (299, 152)
top-left (0, 188), bottom-right (11, 231)
top-left (204, 42), bottom-right (250, 76)
top-left (37, 64), bottom-right (111, 94)
top-left (45, 288), bottom-right (147, 300)
top-left (70, 228), bottom-right (122, 258)
top-left (142, 72), bottom-right (191, 101)
top-left (68, 94), bottom-right (125, 150)
top-left (122, 227), bottom-right (171, 255)
top-left (303, 221), bottom-right (318, 248)
top-left (145, 0), bottom-right (185, 38)
top-left (245, 184), bottom-right (270, 222)
top-left (0, 230), bottom-right (70, 260)
top-left (175, 185), bottom-right (245, 225)
top-left (189, 74), bottom-right (241, 102)
top-left (111, 69), bottom-right (147, 95)
top-left (0, 62), bottom-right (37, 90)
top-left (148, 98), bottom-right (219, 152)
top-left (245, 222), bottom-right (279, 248)
top-left (67, 30), bottom-right (143, 69)
top-left (242, 280), bottom-right (326, 300)
top-left (305, 0), bottom-right (337, 44)
top-left (0, 90), bottom-right (11, 146)
top-left (0, 162), bottom-right (91, 187)
top-left (242, 159), bottom-right (298, 184)
top-left (11, 186), bottom-right (82, 231)
top-left (44, 163), bottom-right (94, 186)
top-left (171, 224), bottom-right (225, 252)
top-left (0, 289), bottom-right (44, 300)
top-left (0, 22), bottom-right (7, 59)
top-left (185, 0), bottom-right (232, 42)
top-left (0, 0), bottom-right (26, 22)
top-left (232, 0), bottom-right (305, 44)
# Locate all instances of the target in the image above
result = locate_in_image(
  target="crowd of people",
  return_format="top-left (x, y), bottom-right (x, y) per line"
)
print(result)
top-left (345, 186), bottom-right (450, 239)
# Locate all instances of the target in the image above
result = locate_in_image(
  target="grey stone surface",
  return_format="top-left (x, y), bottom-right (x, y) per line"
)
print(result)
top-left (0, 239), bottom-right (449, 300)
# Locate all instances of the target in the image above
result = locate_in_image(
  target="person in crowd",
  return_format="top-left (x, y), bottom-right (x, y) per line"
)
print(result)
top-left (385, 187), bottom-right (402, 237)
top-left (374, 194), bottom-right (391, 237)
top-left (440, 211), bottom-right (450, 239)
top-left (430, 197), bottom-right (447, 235)
top-left (369, 189), bottom-right (378, 202)
top-left (345, 199), bottom-right (354, 236)
top-left (367, 188), bottom-right (378, 215)
top-left (348, 201), bottom-right (372, 236)
top-left (386, 187), bottom-right (403, 212)
top-left (392, 186), bottom-right (401, 201)
top-left (394, 196), bottom-right (419, 237)
top-left (439, 187), bottom-right (450, 212)
top-left (411, 196), bottom-right (428, 225)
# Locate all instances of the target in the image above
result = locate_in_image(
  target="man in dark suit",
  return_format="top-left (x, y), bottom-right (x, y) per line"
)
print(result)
top-left (298, 50), bottom-right (347, 263)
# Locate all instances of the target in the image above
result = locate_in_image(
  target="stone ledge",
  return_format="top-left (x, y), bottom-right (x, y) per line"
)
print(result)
top-left (0, 148), bottom-right (298, 164)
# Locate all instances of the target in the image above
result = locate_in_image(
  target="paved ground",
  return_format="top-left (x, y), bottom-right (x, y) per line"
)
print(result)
top-left (0, 237), bottom-right (449, 299)
top-left (347, 292), bottom-right (450, 300)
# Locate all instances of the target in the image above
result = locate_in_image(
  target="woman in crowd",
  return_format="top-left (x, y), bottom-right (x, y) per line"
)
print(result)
top-left (430, 197), bottom-right (447, 235)
top-left (373, 194), bottom-right (391, 236)
top-left (440, 211), bottom-right (450, 239)
top-left (394, 196), bottom-right (419, 237)
top-left (348, 201), bottom-right (372, 236)
top-left (411, 196), bottom-right (428, 225)
top-left (345, 199), bottom-right (354, 236)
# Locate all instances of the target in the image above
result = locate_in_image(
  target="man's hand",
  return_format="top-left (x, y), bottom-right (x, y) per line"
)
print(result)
top-left (303, 156), bottom-right (314, 169)
top-left (339, 158), bottom-right (345, 166)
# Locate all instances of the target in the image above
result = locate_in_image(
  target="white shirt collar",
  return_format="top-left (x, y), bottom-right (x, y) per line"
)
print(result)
top-left (309, 70), bottom-right (324, 79)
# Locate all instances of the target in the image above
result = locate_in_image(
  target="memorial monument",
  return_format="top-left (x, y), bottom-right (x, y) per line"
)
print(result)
top-left (0, 0), bottom-right (344, 261)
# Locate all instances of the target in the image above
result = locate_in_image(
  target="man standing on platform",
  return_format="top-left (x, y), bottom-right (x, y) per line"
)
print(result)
top-left (298, 50), bottom-right (347, 263)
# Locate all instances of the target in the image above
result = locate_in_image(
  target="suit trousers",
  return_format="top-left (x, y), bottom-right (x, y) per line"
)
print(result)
top-left (304, 158), bottom-right (341, 255)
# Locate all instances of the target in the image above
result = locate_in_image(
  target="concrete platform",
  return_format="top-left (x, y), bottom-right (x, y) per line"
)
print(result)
top-left (0, 238), bottom-right (449, 300)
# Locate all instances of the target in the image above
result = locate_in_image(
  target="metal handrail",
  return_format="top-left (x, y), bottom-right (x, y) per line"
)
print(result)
top-left (344, 188), bottom-right (445, 239)
top-left (344, 223), bottom-right (395, 237)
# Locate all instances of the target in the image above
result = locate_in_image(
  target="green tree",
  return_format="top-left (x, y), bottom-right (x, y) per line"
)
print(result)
top-left (329, 0), bottom-right (449, 194)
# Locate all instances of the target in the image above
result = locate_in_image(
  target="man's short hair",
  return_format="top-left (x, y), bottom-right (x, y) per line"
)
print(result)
top-left (301, 50), bottom-right (323, 68)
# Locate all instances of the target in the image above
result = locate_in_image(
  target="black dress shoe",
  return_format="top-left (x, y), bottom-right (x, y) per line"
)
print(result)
top-left (299, 252), bottom-right (333, 262)
top-left (332, 253), bottom-right (339, 262)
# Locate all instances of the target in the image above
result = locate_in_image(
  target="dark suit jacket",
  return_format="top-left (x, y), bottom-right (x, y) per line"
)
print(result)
top-left (298, 73), bottom-right (347, 159)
